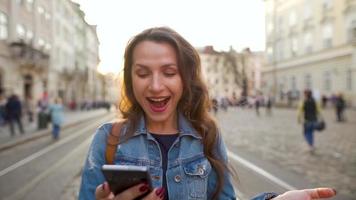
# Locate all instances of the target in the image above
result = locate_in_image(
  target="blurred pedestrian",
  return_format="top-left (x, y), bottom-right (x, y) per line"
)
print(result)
top-left (321, 95), bottom-right (328, 108)
top-left (221, 96), bottom-right (228, 112)
top-left (335, 93), bottom-right (346, 122)
top-left (69, 99), bottom-right (77, 110)
top-left (265, 95), bottom-right (273, 116)
top-left (37, 93), bottom-right (50, 130)
top-left (5, 94), bottom-right (24, 136)
top-left (297, 90), bottom-right (323, 153)
top-left (330, 93), bottom-right (337, 107)
top-left (255, 95), bottom-right (261, 116)
top-left (212, 97), bottom-right (218, 114)
top-left (24, 95), bottom-right (35, 123)
top-left (0, 90), bottom-right (6, 126)
top-left (48, 98), bottom-right (64, 140)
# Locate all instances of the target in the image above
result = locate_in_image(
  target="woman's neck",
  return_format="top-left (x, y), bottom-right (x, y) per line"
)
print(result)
top-left (146, 114), bottom-right (178, 135)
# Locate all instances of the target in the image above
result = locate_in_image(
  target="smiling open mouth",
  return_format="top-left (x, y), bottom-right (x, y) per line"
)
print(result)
top-left (146, 97), bottom-right (171, 112)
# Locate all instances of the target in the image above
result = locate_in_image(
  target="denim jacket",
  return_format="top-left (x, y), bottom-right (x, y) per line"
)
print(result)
top-left (79, 113), bottom-right (277, 200)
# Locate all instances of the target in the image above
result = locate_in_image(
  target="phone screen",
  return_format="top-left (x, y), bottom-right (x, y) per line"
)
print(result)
top-left (101, 165), bottom-right (152, 197)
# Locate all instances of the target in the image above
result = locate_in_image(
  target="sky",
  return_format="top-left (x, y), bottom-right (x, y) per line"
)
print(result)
top-left (72, 0), bottom-right (266, 74)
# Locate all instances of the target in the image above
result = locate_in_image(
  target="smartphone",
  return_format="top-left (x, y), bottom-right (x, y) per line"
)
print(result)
top-left (101, 164), bottom-right (153, 197)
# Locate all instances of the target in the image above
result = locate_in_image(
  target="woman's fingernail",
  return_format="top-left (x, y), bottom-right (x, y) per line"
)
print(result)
top-left (139, 184), bottom-right (148, 192)
top-left (155, 187), bottom-right (164, 196)
top-left (102, 182), bottom-right (107, 190)
top-left (332, 188), bottom-right (337, 195)
top-left (159, 191), bottom-right (165, 199)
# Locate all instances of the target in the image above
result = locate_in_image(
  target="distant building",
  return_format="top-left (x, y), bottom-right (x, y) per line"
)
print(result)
top-left (263, 0), bottom-right (356, 107)
top-left (0, 0), bottom-right (105, 107)
top-left (198, 46), bottom-right (265, 102)
top-left (0, 0), bottom-right (52, 102)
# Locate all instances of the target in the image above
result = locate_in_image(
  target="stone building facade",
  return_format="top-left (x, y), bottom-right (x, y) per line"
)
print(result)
top-left (199, 46), bottom-right (265, 103)
top-left (0, 0), bottom-right (111, 108)
top-left (263, 0), bottom-right (356, 107)
top-left (0, 0), bottom-right (52, 102)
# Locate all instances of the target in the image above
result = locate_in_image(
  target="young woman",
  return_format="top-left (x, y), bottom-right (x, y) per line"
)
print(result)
top-left (49, 98), bottom-right (64, 140)
top-left (79, 27), bottom-right (336, 200)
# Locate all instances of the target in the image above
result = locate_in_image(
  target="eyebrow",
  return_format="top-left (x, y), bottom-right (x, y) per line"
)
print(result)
top-left (134, 63), bottom-right (177, 69)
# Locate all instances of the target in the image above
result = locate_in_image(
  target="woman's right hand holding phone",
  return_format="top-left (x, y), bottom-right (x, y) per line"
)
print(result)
top-left (95, 182), bottom-right (165, 200)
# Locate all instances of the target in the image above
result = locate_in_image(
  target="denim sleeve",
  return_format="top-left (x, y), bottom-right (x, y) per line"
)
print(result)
top-left (250, 192), bottom-right (279, 200)
top-left (207, 133), bottom-right (237, 199)
top-left (78, 123), bottom-right (111, 200)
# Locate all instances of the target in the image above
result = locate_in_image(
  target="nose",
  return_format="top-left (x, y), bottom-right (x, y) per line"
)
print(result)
top-left (148, 73), bottom-right (163, 92)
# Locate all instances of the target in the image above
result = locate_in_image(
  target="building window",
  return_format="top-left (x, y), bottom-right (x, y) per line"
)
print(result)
top-left (322, 23), bottom-right (333, 48)
top-left (26, 30), bottom-right (33, 42)
top-left (0, 12), bottom-right (8, 40)
top-left (347, 20), bottom-right (356, 42)
top-left (304, 32), bottom-right (312, 53)
top-left (323, 71), bottom-right (331, 91)
top-left (304, 74), bottom-right (312, 89)
top-left (16, 24), bottom-right (26, 39)
top-left (322, 0), bottom-right (333, 11)
top-left (291, 37), bottom-right (298, 56)
top-left (277, 16), bottom-right (284, 34)
top-left (26, 0), bottom-right (34, 11)
top-left (289, 11), bottom-right (297, 27)
top-left (267, 46), bottom-right (273, 63)
top-left (304, 1), bottom-right (312, 20)
top-left (38, 6), bottom-right (45, 15)
top-left (267, 16), bottom-right (274, 37)
top-left (291, 76), bottom-right (297, 91)
top-left (347, 69), bottom-right (352, 90)
top-left (45, 43), bottom-right (51, 51)
top-left (16, 0), bottom-right (24, 5)
top-left (38, 38), bottom-right (45, 48)
top-left (277, 40), bottom-right (284, 61)
top-left (45, 13), bottom-right (51, 20)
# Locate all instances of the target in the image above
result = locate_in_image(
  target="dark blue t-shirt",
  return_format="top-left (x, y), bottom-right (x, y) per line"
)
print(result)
top-left (151, 133), bottom-right (179, 200)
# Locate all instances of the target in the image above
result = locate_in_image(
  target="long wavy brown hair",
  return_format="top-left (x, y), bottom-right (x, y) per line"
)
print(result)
top-left (118, 27), bottom-right (232, 199)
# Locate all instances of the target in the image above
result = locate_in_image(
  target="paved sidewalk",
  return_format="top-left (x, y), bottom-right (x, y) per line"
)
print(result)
top-left (217, 107), bottom-right (356, 198)
top-left (0, 109), bottom-right (111, 150)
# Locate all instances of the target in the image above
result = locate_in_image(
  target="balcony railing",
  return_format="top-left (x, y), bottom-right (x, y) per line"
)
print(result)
top-left (8, 41), bottom-right (50, 72)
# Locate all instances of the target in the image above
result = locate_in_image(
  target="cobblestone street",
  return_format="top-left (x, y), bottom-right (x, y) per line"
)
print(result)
top-left (217, 107), bottom-right (356, 198)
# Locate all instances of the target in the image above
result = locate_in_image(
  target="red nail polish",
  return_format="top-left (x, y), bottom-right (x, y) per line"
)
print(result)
top-left (139, 185), bottom-right (148, 192)
top-left (160, 192), bottom-right (165, 199)
top-left (103, 183), bottom-right (107, 191)
top-left (155, 187), bottom-right (164, 196)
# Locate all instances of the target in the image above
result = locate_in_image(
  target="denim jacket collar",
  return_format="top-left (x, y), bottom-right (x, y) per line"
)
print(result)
top-left (132, 112), bottom-right (202, 140)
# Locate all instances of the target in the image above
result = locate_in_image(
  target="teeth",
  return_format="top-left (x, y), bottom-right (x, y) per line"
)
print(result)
top-left (149, 98), bottom-right (166, 102)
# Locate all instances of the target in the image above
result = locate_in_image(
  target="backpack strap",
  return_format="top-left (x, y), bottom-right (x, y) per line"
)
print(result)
top-left (106, 121), bottom-right (125, 164)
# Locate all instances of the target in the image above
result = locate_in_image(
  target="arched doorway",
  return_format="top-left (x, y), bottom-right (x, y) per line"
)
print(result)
top-left (23, 74), bottom-right (33, 99)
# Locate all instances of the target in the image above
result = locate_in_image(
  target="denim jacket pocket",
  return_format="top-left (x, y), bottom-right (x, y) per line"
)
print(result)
top-left (183, 158), bottom-right (212, 199)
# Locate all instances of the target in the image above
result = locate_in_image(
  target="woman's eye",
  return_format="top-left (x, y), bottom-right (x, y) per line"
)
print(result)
top-left (137, 73), bottom-right (149, 78)
top-left (164, 71), bottom-right (177, 77)
top-left (136, 70), bottom-right (149, 77)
